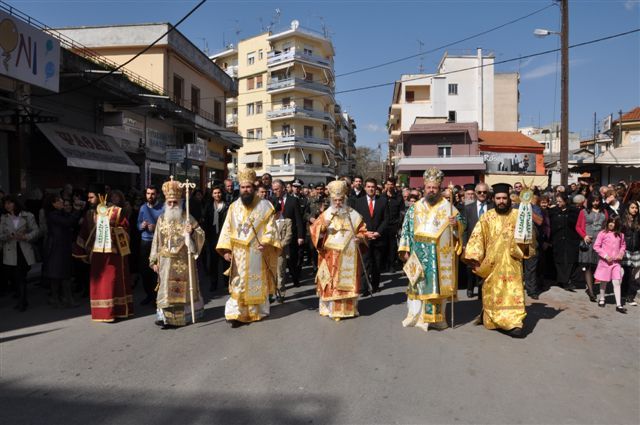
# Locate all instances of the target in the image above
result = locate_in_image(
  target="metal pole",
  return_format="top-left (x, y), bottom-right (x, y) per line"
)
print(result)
top-left (560, 0), bottom-right (569, 186)
top-left (179, 179), bottom-right (197, 323)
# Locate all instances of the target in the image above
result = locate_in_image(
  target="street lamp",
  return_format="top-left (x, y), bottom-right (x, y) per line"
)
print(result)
top-left (534, 0), bottom-right (569, 186)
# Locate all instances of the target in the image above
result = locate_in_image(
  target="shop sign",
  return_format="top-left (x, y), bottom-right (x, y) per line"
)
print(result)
top-left (0, 10), bottom-right (60, 92)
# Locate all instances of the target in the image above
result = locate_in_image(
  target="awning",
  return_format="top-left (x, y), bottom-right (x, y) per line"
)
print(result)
top-left (595, 144), bottom-right (640, 168)
top-left (240, 153), bottom-right (263, 164)
top-left (37, 123), bottom-right (139, 174)
top-left (149, 161), bottom-right (170, 175)
top-left (397, 156), bottom-right (485, 172)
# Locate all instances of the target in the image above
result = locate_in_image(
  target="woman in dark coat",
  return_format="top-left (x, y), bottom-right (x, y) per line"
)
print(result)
top-left (43, 195), bottom-right (83, 307)
top-left (550, 192), bottom-right (581, 291)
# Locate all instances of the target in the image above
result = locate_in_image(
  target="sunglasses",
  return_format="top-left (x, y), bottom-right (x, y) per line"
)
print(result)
top-left (476, 191), bottom-right (487, 194)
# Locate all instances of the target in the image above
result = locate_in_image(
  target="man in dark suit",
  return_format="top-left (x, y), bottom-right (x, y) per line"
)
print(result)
top-left (348, 175), bottom-right (365, 208)
top-left (380, 176), bottom-right (404, 272)
top-left (223, 178), bottom-right (238, 205)
top-left (355, 178), bottom-right (388, 295)
top-left (203, 185), bottom-right (229, 292)
top-left (462, 182), bottom-right (493, 297)
top-left (272, 179), bottom-right (305, 287)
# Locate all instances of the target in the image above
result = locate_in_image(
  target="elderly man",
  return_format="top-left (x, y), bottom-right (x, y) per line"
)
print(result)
top-left (399, 168), bottom-right (464, 332)
top-left (464, 183), bottom-right (537, 338)
top-left (149, 177), bottom-right (205, 328)
top-left (462, 183), bottom-right (493, 298)
top-left (216, 168), bottom-right (281, 326)
top-left (310, 180), bottom-right (367, 320)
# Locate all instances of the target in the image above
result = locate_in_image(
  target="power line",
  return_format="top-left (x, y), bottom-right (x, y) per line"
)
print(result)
top-left (216, 27), bottom-right (640, 110)
top-left (32, 0), bottom-right (208, 98)
top-left (335, 2), bottom-right (556, 77)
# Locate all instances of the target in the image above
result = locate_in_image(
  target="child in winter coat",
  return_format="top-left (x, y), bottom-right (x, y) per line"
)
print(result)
top-left (593, 217), bottom-right (627, 313)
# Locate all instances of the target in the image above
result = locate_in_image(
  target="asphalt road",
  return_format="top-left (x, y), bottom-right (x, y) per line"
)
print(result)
top-left (1, 269), bottom-right (639, 425)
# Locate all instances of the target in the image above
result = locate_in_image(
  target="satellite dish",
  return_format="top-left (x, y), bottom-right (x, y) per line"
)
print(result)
top-left (291, 19), bottom-right (300, 30)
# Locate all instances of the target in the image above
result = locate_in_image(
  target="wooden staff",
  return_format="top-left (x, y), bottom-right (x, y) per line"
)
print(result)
top-left (448, 181), bottom-right (456, 329)
top-left (179, 179), bottom-right (197, 324)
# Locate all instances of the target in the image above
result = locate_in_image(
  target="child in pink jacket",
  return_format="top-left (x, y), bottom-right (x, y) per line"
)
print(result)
top-left (593, 217), bottom-right (627, 313)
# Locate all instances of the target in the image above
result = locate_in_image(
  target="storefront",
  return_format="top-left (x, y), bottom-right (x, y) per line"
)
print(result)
top-left (34, 123), bottom-right (139, 190)
top-left (206, 139), bottom-right (227, 188)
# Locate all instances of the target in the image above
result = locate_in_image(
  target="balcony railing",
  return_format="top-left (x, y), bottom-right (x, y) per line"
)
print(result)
top-left (223, 65), bottom-right (238, 78)
top-left (267, 164), bottom-right (333, 175)
top-left (266, 106), bottom-right (335, 125)
top-left (266, 135), bottom-right (334, 152)
top-left (267, 77), bottom-right (333, 95)
top-left (267, 48), bottom-right (333, 69)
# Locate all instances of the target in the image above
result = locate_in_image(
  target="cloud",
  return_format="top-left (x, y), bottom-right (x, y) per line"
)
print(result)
top-left (521, 58), bottom-right (586, 81)
top-left (624, 1), bottom-right (637, 11)
top-left (365, 123), bottom-right (387, 133)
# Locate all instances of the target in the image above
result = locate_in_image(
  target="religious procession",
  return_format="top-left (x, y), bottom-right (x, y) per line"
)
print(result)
top-left (6, 166), bottom-right (637, 340)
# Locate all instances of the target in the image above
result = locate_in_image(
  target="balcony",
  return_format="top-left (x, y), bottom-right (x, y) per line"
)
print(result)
top-left (267, 77), bottom-right (333, 97)
top-left (226, 114), bottom-right (238, 127)
top-left (267, 163), bottom-right (334, 177)
top-left (223, 65), bottom-right (238, 78)
top-left (267, 48), bottom-right (333, 70)
top-left (226, 97), bottom-right (237, 106)
top-left (266, 106), bottom-right (335, 126)
top-left (266, 134), bottom-right (334, 153)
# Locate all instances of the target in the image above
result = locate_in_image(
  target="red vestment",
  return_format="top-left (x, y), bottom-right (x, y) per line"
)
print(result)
top-left (73, 206), bottom-right (133, 322)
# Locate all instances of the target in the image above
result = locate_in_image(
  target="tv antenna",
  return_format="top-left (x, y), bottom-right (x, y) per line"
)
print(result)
top-left (199, 38), bottom-right (209, 55)
top-left (417, 39), bottom-right (425, 73)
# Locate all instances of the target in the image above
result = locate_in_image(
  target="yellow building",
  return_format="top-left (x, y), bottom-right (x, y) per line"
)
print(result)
top-left (212, 21), bottom-right (342, 183)
top-left (55, 23), bottom-right (240, 188)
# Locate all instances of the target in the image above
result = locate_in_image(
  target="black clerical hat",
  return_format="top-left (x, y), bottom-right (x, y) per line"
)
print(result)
top-left (491, 183), bottom-right (512, 195)
top-left (463, 183), bottom-right (475, 191)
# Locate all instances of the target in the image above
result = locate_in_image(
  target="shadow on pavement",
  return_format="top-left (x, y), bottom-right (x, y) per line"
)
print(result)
top-left (0, 380), bottom-right (340, 425)
top-left (358, 290), bottom-right (406, 316)
top-left (445, 298), bottom-right (482, 327)
top-left (523, 302), bottom-right (565, 336)
top-left (0, 328), bottom-right (64, 343)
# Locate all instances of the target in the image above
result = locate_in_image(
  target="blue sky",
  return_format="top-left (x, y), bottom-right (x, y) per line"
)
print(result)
top-left (8, 0), bottom-right (640, 153)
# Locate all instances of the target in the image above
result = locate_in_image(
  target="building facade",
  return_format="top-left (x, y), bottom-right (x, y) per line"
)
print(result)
top-left (55, 23), bottom-right (240, 189)
top-left (212, 20), bottom-right (355, 183)
top-left (387, 48), bottom-right (519, 175)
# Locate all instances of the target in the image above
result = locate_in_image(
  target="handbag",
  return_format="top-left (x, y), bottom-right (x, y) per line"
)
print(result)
top-left (579, 240), bottom-right (590, 252)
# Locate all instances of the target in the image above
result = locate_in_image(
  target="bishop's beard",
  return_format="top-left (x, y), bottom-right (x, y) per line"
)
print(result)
top-left (164, 204), bottom-right (183, 222)
top-left (426, 193), bottom-right (440, 205)
top-left (241, 192), bottom-right (254, 206)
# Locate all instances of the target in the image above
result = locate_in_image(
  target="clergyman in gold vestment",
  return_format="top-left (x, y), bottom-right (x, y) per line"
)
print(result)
top-left (216, 168), bottom-right (281, 326)
top-left (463, 183), bottom-right (536, 338)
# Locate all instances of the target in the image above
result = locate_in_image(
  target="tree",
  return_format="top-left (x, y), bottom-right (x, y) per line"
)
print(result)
top-left (354, 146), bottom-right (384, 182)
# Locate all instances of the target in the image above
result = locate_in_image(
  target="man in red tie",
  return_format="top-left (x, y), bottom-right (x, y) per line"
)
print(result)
top-left (354, 178), bottom-right (389, 295)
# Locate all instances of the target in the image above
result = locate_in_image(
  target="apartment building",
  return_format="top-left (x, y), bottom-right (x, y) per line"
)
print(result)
top-left (387, 48), bottom-right (519, 174)
top-left (212, 20), bottom-right (352, 183)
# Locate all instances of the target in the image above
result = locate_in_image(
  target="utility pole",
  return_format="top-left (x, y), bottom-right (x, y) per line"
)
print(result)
top-left (560, 0), bottom-right (569, 186)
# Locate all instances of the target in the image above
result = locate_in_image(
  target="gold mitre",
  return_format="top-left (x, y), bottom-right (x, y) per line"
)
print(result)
top-left (162, 176), bottom-right (183, 201)
top-left (327, 180), bottom-right (348, 199)
top-left (423, 167), bottom-right (444, 184)
top-left (238, 168), bottom-right (257, 185)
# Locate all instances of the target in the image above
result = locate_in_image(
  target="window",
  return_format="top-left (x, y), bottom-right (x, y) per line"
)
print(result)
top-left (256, 75), bottom-right (263, 89)
top-left (448, 83), bottom-right (458, 95)
top-left (304, 73), bottom-right (313, 82)
top-left (282, 125), bottom-right (291, 136)
top-left (303, 47), bottom-right (313, 56)
top-left (304, 126), bottom-right (313, 138)
top-left (305, 153), bottom-right (313, 164)
top-left (282, 97), bottom-right (291, 107)
top-left (247, 52), bottom-right (255, 65)
top-left (303, 99), bottom-right (313, 111)
top-left (214, 100), bottom-right (222, 125)
top-left (283, 153), bottom-right (291, 165)
top-left (258, 49), bottom-right (264, 60)
top-left (405, 90), bottom-right (414, 103)
top-left (247, 129), bottom-right (255, 139)
top-left (173, 74), bottom-right (184, 105)
top-left (448, 110), bottom-right (457, 122)
top-left (247, 103), bottom-right (255, 116)
top-left (438, 145), bottom-right (452, 158)
top-left (247, 77), bottom-right (255, 91)
top-left (256, 101), bottom-right (263, 114)
top-left (190, 85), bottom-right (200, 113)
top-left (255, 128), bottom-right (263, 139)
